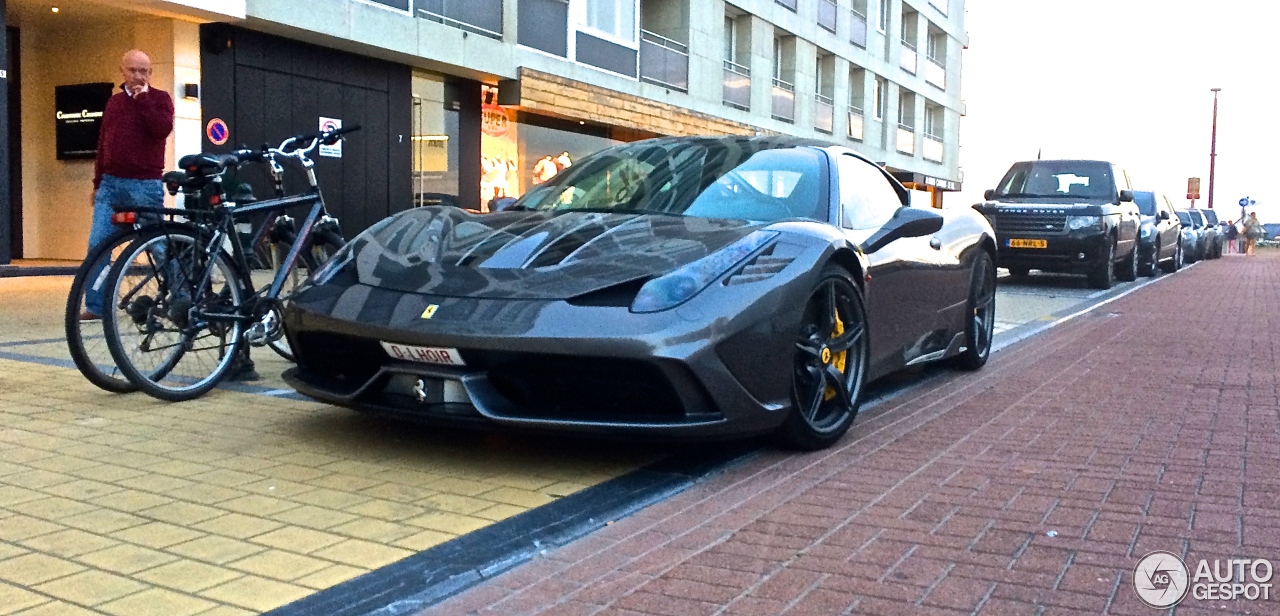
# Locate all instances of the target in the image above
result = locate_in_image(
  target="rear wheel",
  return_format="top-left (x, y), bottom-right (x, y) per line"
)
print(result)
top-left (778, 265), bottom-right (869, 451)
top-left (103, 229), bottom-right (247, 401)
top-left (1088, 241), bottom-right (1115, 289)
top-left (1165, 242), bottom-right (1183, 273)
top-left (953, 252), bottom-right (996, 371)
top-left (66, 228), bottom-right (143, 393)
top-left (1139, 243), bottom-right (1157, 277)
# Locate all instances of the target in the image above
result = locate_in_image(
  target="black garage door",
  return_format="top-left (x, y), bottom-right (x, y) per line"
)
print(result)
top-left (200, 24), bottom-right (412, 236)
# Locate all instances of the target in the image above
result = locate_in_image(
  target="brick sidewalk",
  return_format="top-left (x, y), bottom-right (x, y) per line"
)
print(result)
top-left (428, 254), bottom-right (1280, 616)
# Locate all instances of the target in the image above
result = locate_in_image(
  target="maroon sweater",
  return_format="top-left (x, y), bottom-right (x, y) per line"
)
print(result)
top-left (93, 85), bottom-right (174, 189)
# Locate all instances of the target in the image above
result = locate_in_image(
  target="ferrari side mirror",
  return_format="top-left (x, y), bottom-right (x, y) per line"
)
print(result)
top-left (861, 207), bottom-right (945, 254)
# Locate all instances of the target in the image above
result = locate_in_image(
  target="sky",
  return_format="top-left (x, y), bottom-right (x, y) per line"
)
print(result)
top-left (956, 0), bottom-right (1279, 222)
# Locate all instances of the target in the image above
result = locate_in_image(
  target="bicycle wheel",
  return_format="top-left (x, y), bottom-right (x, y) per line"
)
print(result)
top-left (259, 233), bottom-right (339, 362)
top-left (65, 228), bottom-right (142, 393)
top-left (103, 228), bottom-right (247, 401)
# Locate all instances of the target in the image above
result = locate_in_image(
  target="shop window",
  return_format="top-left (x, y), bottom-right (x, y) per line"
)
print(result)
top-left (411, 73), bottom-right (461, 207)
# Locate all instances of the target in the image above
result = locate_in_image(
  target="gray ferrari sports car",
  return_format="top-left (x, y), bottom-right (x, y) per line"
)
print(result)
top-left (282, 136), bottom-right (997, 449)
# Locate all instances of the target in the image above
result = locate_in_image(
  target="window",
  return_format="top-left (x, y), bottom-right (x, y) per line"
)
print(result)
top-left (724, 16), bottom-right (736, 62)
top-left (994, 161), bottom-right (1117, 200)
top-left (873, 77), bottom-right (886, 120)
top-left (878, 0), bottom-right (890, 32)
top-left (773, 37), bottom-right (784, 80)
top-left (839, 154), bottom-right (902, 230)
top-left (581, 0), bottom-right (637, 44)
top-left (849, 67), bottom-right (866, 110)
top-left (898, 90), bottom-right (915, 129)
top-left (924, 104), bottom-right (942, 138)
top-left (927, 29), bottom-right (947, 62)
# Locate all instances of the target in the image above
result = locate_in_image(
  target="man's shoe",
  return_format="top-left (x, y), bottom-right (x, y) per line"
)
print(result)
top-left (227, 358), bottom-right (260, 382)
top-left (78, 311), bottom-right (101, 321)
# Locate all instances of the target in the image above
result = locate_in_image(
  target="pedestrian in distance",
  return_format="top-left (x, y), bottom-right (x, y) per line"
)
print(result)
top-left (1225, 219), bottom-right (1239, 254)
top-left (84, 49), bottom-right (174, 321)
top-left (1242, 212), bottom-right (1265, 257)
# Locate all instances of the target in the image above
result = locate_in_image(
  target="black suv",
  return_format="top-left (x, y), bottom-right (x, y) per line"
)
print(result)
top-left (974, 160), bottom-right (1141, 289)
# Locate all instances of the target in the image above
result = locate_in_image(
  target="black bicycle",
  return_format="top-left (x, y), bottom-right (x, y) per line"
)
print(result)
top-left (98, 125), bottom-right (357, 401)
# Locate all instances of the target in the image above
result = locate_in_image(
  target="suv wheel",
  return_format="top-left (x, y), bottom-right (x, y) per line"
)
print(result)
top-left (1116, 242), bottom-right (1138, 282)
top-left (1089, 241), bottom-right (1115, 289)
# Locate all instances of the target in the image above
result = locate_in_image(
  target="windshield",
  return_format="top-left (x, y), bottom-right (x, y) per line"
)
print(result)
top-left (511, 140), bottom-right (827, 223)
top-left (1189, 211), bottom-right (1206, 226)
top-left (994, 161), bottom-right (1115, 200)
top-left (1203, 210), bottom-right (1219, 224)
top-left (1133, 191), bottom-right (1156, 216)
top-left (1176, 211), bottom-right (1193, 226)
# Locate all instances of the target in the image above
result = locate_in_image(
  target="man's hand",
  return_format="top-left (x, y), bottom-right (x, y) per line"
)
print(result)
top-left (128, 83), bottom-right (149, 97)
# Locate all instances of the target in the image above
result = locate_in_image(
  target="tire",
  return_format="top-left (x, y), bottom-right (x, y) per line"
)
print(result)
top-left (1139, 243), bottom-right (1157, 278)
top-left (1008, 267), bottom-right (1030, 277)
top-left (66, 228), bottom-right (143, 393)
top-left (1164, 242), bottom-right (1183, 273)
top-left (102, 228), bottom-right (247, 402)
top-left (778, 265), bottom-right (869, 451)
top-left (1116, 241), bottom-right (1138, 282)
top-left (953, 251), bottom-right (996, 371)
top-left (1088, 241), bottom-right (1115, 289)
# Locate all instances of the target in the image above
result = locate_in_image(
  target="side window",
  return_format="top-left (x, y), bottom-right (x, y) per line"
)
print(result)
top-left (1112, 166), bottom-right (1132, 191)
top-left (838, 154), bottom-right (901, 230)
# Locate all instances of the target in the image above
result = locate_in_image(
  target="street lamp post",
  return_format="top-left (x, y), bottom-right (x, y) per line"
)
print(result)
top-left (1208, 88), bottom-right (1221, 210)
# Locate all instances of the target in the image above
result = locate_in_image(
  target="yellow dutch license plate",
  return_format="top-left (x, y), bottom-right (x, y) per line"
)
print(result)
top-left (1008, 239), bottom-right (1048, 249)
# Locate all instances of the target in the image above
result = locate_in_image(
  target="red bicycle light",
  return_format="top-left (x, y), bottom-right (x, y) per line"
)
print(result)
top-left (112, 212), bottom-right (137, 225)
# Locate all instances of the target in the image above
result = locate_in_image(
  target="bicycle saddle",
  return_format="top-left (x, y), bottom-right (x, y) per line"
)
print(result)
top-left (177, 153), bottom-right (238, 176)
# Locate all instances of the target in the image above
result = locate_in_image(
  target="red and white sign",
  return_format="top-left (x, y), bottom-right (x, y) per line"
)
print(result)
top-left (319, 117), bottom-right (342, 158)
top-left (380, 342), bottom-right (466, 367)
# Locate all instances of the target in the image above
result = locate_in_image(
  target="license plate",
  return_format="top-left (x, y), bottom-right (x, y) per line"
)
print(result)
top-left (1007, 238), bottom-right (1048, 249)
top-left (380, 342), bottom-right (466, 367)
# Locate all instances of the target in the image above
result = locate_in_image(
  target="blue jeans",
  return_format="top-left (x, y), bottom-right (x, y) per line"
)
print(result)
top-left (85, 175), bottom-right (164, 316)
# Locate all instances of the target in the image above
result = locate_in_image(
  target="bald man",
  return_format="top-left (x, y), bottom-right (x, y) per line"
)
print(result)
top-left (83, 50), bottom-right (173, 320)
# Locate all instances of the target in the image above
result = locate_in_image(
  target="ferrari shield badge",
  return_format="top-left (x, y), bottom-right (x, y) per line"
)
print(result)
top-left (420, 304), bottom-right (439, 319)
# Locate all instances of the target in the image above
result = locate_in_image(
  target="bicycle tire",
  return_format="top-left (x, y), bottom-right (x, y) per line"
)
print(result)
top-left (261, 230), bottom-right (340, 362)
top-left (65, 228), bottom-right (143, 393)
top-left (102, 228), bottom-right (248, 401)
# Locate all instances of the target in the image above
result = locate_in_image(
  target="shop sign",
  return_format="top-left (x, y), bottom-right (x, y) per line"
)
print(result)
top-left (54, 82), bottom-right (114, 160)
top-left (319, 117), bottom-right (343, 158)
top-left (482, 106), bottom-right (510, 138)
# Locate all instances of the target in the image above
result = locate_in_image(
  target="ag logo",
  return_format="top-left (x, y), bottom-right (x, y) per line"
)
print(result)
top-left (1134, 551), bottom-right (1189, 608)
top-left (420, 304), bottom-right (439, 320)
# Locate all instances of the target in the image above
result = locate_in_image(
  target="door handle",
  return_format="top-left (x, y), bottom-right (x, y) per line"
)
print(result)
top-left (929, 237), bottom-right (942, 250)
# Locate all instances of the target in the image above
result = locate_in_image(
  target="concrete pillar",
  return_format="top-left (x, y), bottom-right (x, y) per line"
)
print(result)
top-left (0, 0), bottom-right (10, 264)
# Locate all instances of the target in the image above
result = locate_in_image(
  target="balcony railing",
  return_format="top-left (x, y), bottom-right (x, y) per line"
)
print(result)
top-left (847, 106), bottom-right (864, 141)
top-left (723, 61), bottom-right (751, 111)
top-left (900, 42), bottom-right (917, 74)
top-left (772, 78), bottom-right (795, 122)
top-left (896, 125), bottom-right (915, 155)
top-left (814, 94), bottom-right (835, 133)
top-left (417, 0), bottom-right (503, 39)
top-left (818, 0), bottom-right (838, 33)
top-left (640, 30), bottom-right (689, 92)
top-left (850, 9), bottom-right (868, 48)
top-left (925, 57), bottom-right (946, 89)
top-left (924, 134), bottom-right (944, 162)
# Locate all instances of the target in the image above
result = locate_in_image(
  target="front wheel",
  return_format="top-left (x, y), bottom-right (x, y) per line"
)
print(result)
top-left (1088, 241), bottom-right (1116, 289)
top-left (778, 265), bottom-right (869, 451)
top-left (953, 251), bottom-right (996, 371)
top-left (102, 228), bottom-right (247, 401)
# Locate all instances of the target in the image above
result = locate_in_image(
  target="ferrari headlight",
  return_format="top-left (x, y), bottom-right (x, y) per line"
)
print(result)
top-left (1066, 215), bottom-right (1102, 231)
top-left (630, 230), bottom-right (778, 313)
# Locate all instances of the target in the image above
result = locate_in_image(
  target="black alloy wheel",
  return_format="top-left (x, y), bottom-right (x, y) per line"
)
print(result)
top-left (1164, 242), bottom-right (1182, 273)
top-left (953, 251), bottom-right (996, 371)
top-left (780, 265), bottom-right (869, 451)
top-left (1089, 241), bottom-right (1115, 290)
top-left (1143, 243), bottom-right (1159, 278)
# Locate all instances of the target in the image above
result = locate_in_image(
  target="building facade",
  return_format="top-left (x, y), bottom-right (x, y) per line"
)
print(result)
top-left (0, 0), bottom-right (966, 264)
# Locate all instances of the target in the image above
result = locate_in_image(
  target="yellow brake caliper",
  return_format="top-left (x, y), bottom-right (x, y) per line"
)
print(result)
top-left (823, 307), bottom-right (848, 401)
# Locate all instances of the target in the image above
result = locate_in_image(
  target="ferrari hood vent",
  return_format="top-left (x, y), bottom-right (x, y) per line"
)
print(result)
top-left (724, 241), bottom-right (802, 286)
top-left (353, 207), bottom-right (766, 300)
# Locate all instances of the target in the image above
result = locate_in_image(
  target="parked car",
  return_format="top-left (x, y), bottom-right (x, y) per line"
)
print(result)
top-left (1197, 208), bottom-right (1224, 258)
top-left (1132, 191), bottom-right (1182, 275)
top-left (974, 159), bottom-right (1142, 289)
top-left (282, 137), bottom-right (999, 450)
top-left (1188, 209), bottom-right (1221, 259)
top-left (1175, 210), bottom-right (1203, 263)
